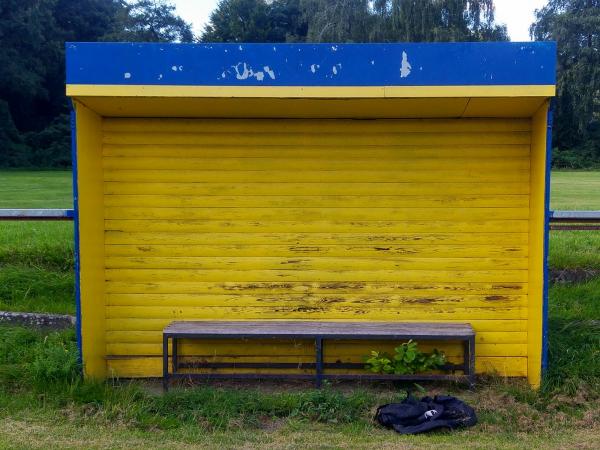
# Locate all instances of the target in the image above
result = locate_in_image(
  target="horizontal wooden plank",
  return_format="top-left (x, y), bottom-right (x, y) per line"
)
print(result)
top-left (102, 157), bottom-right (530, 172)
top-left (106, 318), bottom-right (528, 332)
top-left (106, 343), bottom-right (527, 358)
top-left (105, 268), bottom-right (529, 283)
top-left (104, 232), bottom-right (529, 246)
top-left (103, 207), bottom-right (529, 221)
top-left (102, 131), bottom-right (531, 146)
top-left (104, 256), bottom-right (529, 271)
top-left (104, 182), bottom-right (530, 196)
top-left (102, 118), bottom-right (532, 133)
top-left (164, 320), bottom-right (474, 337)
top-left (105, 293), bottom-right (527, 308)
top-left (103, 194), bottom-right (530, 209)
top-left (105, 243), bottom-right (528, 259)
top-left (104, 281), bottom-right (528, 295)
top-left (105, 356), bottom-right (528, 377)
top-left (104, 220), bottom-right (530, 233)
top-left (106, 331), bottom-right (527, 345)
top-left (103, 169), bottom-right (529, 183)
top-left (105, 305), bottom-right (528, 320)
top-left (102, 145), bottom-right (530, 160)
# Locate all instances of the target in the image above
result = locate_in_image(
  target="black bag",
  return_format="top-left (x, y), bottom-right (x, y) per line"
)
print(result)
top-left (375, 393), bottom-right (477, 435)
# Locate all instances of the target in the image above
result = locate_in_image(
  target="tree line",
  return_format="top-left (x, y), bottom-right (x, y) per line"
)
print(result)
top-left (0, 0), bottom-right (598, 168)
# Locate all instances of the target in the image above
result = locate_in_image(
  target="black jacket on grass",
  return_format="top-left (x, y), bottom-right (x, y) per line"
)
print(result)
top-left (375, 394), bottom-right (477, 435)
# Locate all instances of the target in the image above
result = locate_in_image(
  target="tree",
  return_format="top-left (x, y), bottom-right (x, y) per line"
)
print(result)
top-left (104, 0), bottom-right (194, 42)
top-left (203, 0), bottom-right (507, 44)
top-left (303, 0), bottom-right (508, 42)
top-left (301, 0), bottom-right (372, 42)
top-left (202, 0), bottom-right (307, 42)
top-left (0, 0), bottom-right (194, 168)
top-left (531, 0), bottom-right (600, 167)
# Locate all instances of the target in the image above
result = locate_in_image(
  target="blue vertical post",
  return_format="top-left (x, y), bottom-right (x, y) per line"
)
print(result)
top-left (542, 101), bottom-right (554, 374)
top-left (70, 106), bottom-right (83, 368)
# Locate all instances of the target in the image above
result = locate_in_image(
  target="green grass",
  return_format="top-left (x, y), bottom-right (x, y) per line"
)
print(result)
top-left (0, 170), bottom-right (599, 447)
top-left (0, 171), bottom-right (72, 208)
top-left (550, 171), bottom-right (600, 210)
top-left (0, 171), bottom-right (74, 314)
top-left (549, 231), bottom-right (600, 270)
top-left (548, 173), bottom-right (600, 271)
top-left (0, 322), bottom-right (597, 449)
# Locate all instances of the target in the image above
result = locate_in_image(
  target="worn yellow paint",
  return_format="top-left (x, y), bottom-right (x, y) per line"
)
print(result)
top-left (104, 244), bottom-right (528, 258)
top-left (105, 219), bottom-right (530, 234)
top-left (67, 84), bottom-right (555, 98)
top-left (104, 232), bottom-right (529, 246)
top-left (73, 101), bottom-right (106, 378)
top-left (106, 318), bottom-right (529, 332)
top-left (104, 182), bottom-right (529, 196)
top-left (104, 208), bottom-right (529, 221)
top-left (105, 268), bottom-right (528, 283)
top-left (104, 281), bottom-right (528, 295)
top-left (104, 256), bottom-right (529, 271)
top-left (528, 101), bottom-right (550, 388)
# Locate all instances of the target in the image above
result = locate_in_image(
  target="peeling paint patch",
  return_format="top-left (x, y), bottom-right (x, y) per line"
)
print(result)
top-left (123, 72), bottom-right (131, 79)
top-left (310, 64), bottom-right (319, 73)
top-left (263, 66), bottom-right (275, 79)
top-left (231, 62), bottom-right (271, 82)
top-left (331, 45), bottom-right (338, 51)
top-left (400, 51), bottom-right (412, 78)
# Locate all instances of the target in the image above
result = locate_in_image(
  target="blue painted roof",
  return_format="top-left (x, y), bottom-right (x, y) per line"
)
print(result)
top-left (66, 42), bottom-right (556, 87)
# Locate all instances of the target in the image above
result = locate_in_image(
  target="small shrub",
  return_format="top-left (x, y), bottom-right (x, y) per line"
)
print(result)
top-left (364, 340), bottom-right (446, 375)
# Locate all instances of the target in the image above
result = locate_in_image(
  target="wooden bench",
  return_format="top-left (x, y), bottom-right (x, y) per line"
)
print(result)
top-left (162, 321), bottom-right (475, 390)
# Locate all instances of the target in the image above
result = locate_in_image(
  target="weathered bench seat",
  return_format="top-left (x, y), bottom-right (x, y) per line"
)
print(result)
top-left (163, 321), bottom-right (475, 390)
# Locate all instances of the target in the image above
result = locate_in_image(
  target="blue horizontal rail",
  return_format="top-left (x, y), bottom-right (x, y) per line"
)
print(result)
top-left (0, 208), bottom-right (598, 226)
top-left (0, 209), bottom-right (74, 220)
top-left (550, 210), bottom-right (600, 222)
top-left (550, 211), bottom-right (600, 230)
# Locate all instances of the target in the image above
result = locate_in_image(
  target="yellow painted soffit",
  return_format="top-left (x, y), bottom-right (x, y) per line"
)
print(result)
top-left (67, 84), bottom-right (556, 99)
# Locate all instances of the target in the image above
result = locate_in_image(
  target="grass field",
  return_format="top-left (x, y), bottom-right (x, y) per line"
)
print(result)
top-left (0, 170), bottom-right (599, 448)
top-left (551, 171), bottom-right (600, 210)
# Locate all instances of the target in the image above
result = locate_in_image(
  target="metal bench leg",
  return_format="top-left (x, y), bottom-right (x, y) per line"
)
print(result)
top-left (315, 337), bottom-right (323, 388)
top-left (163, 334), bottom-right (169, 392)
top-left (172, 337), bottom-right (178, 375)
top-left (465, 336), bottom-right (476, 389)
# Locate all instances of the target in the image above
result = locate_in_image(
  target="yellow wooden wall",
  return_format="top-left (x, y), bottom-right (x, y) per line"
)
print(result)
top-left (98, 117), bottom-right (533, 379)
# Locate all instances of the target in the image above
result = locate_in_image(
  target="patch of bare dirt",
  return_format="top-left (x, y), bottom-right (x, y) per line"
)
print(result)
top-left (550, 268), bottom-right (600, 284)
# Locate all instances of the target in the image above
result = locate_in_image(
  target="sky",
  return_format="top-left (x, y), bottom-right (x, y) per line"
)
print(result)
top-left (172, 0), bottom-right (549, 42)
